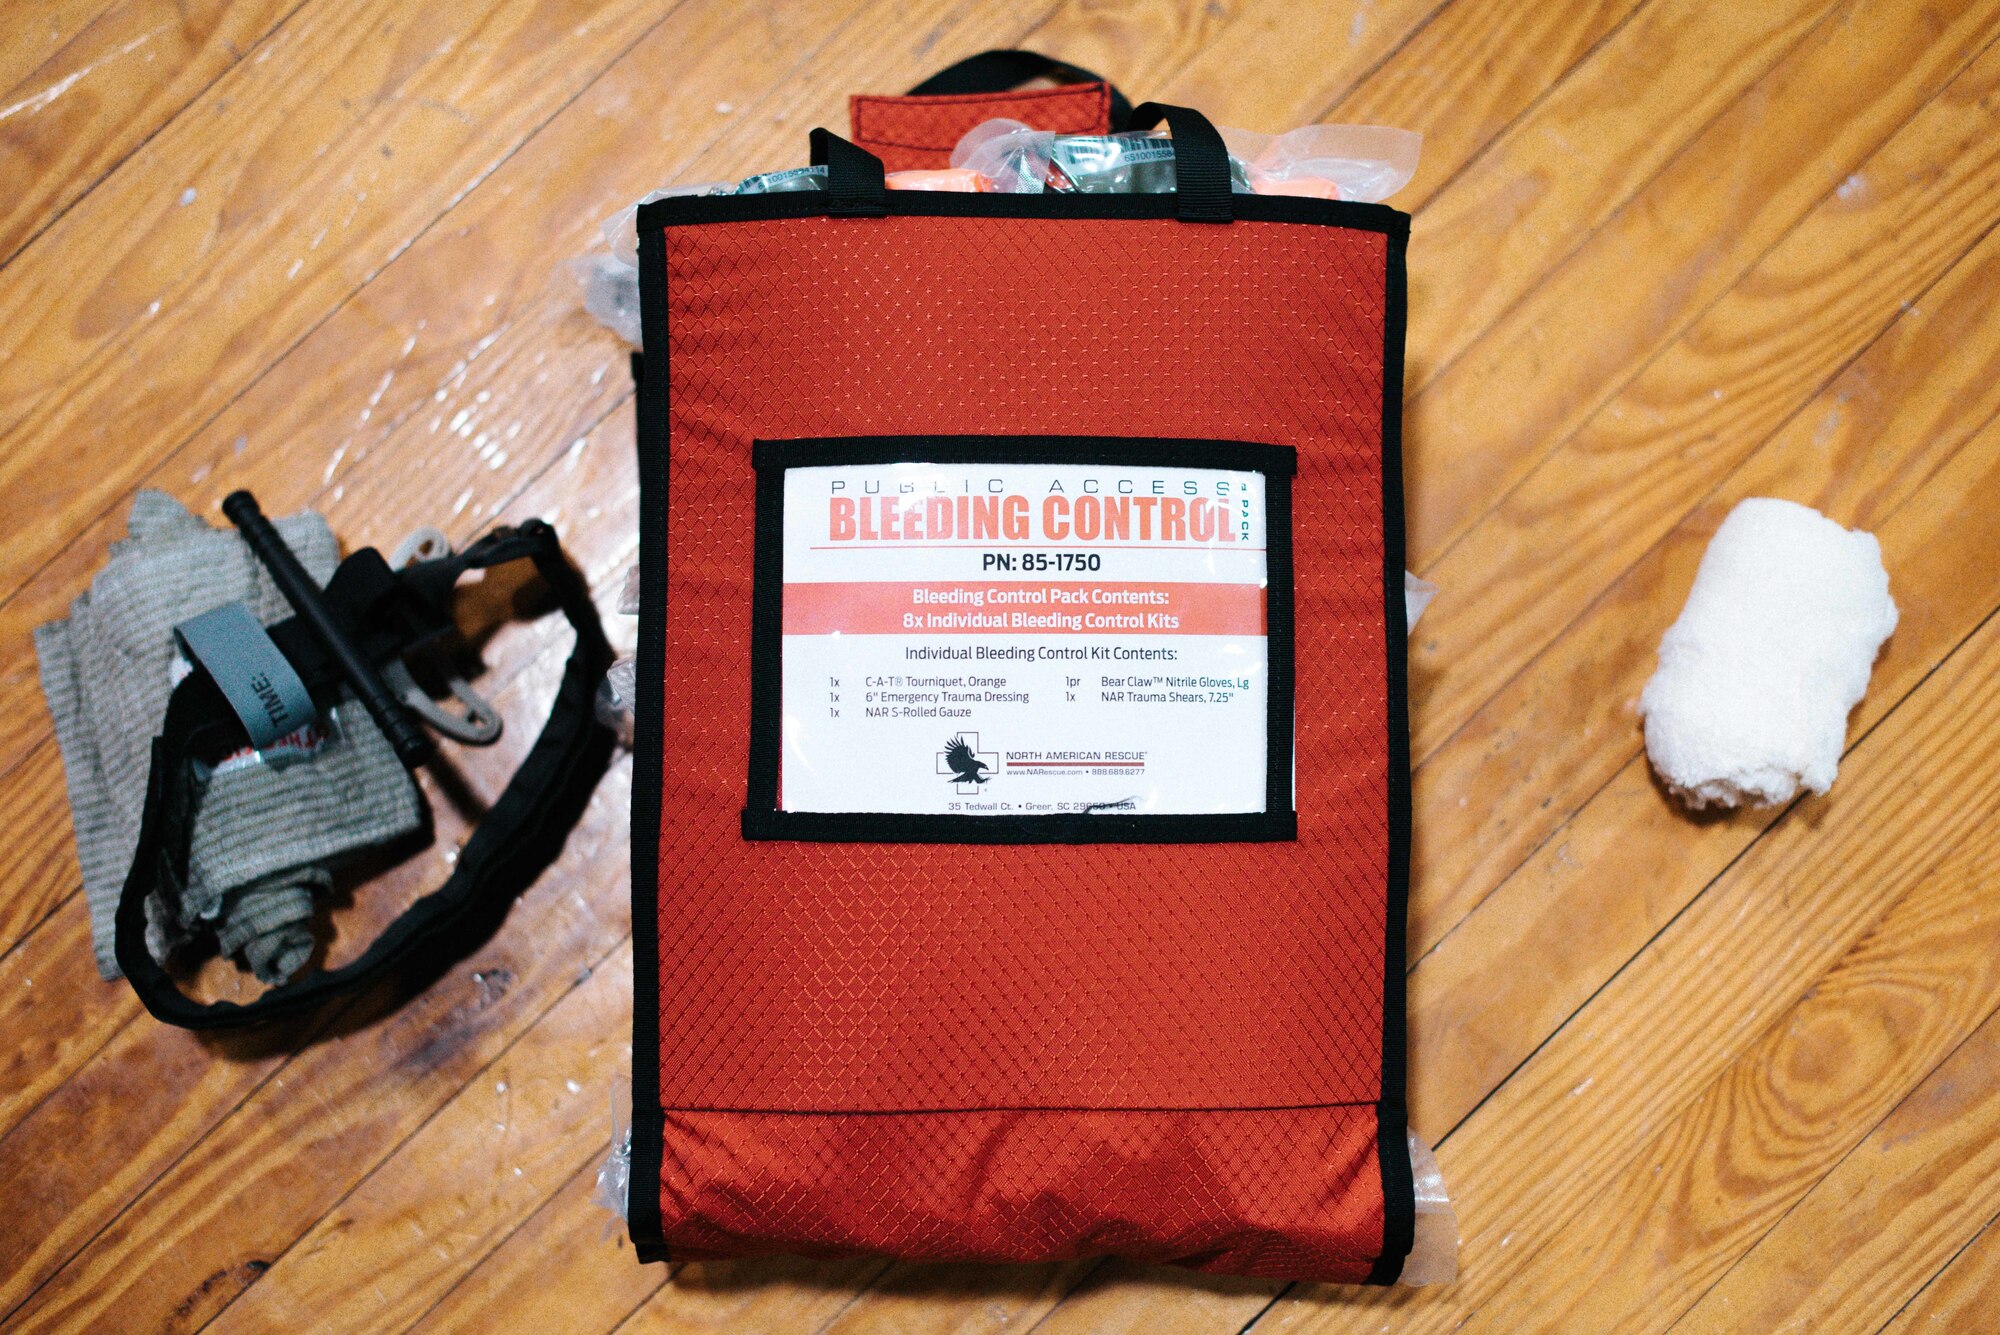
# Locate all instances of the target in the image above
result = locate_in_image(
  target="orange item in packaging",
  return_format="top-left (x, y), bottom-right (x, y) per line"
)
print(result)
top-left (885, 167), bottom-right (993, 192)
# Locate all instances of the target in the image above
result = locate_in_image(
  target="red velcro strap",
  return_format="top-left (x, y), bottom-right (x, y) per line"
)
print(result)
top-left (848, 81), bottom-right (1114, 171)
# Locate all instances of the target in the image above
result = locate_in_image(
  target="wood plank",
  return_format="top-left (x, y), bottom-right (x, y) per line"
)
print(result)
top-left (0, 906), bottom-right (129, 1132)
top-left (0, 744), bottom-right (88, 954)
top-left (1260, 563), bottom-right (2000, 1334)
top-left (1403, 29), bottom-right (2000, 953)
top-left (1453, 830), bottom-right (2000, 1333)
top-left (1394, 0), bottom-right (1833, 400)
top-left (0, 653), bottom-right (628, 1326)
top-left (0, 0), bottom-right (299, 266)
top-left (4, 759), bottom-right (633, 1332)
top-left (1880, 1215), bottom-right (2000, 1335)
top-left (200, 938), bottom-right (636, 1334)
top-left (613, 1256), bottom-right (895, 1335)
top-left (1403, 222), bottom-right (2000, 1135)
top-left (413, 1166), bottom-right (681, 1334)
top-left (814, 1260), bottom-right (1099, 1335)
top-left (0, 2), bottom-right (1062, 1327)
top-left (1154, 0), bottom-right (1445, 128)
top-left (1671, 1008), bottom-right (2000, 1334)
top-left (1016, 0), bottom-right (1245, 106)
top-left (1324, 0), bottom-right (1638, 210)
top-left (0, 0), bottom-right (665, 605)
top-left (1029, 1266), bottom-right (1277, 1334)
top-left (0, 0), bottom-right (122, 103)
top-left (1404, 0), bottom-right (2000, 570)
top-left (0, 0), bottom-right (1016, 775)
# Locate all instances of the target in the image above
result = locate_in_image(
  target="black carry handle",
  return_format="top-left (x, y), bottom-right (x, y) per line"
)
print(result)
top-left (907, 48), bottom-right (1134, 131)
top-left (808, 101), bottom-right (1234, 224)
top-left (113, 519), bottom-right (615, 1031)
top-left (809, 126), bottom-right (888, 217)
top-left (1126, 102), bottom-right (1233, 223)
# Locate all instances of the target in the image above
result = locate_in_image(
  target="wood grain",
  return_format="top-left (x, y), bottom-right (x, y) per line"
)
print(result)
top-left (0, 0), bottom-right (664, 603)
top-left (1673, 1006), bottom-right (2000, 1334)
top-left (1403, 219), bottom-right (2000, 1137)
top-left (0, 0), bottom-right (124, 95)
top-left (414, 1169), bottom-right (685, 1333)
top-left (1405, 0), bottom-right (2000, 569)
top-left (0, 0), bottom-right (300, 266)
top-left (1880, 1213), bottom-right (2000, 1334)
top-left (1456, 830), bottom-right (2000, 1333)
top-left (1405, 24), bottom-right (2000, 953)
top-left (0, 0), bottom-right (1023, 772)
top-left (0, 1), bottom-right (1065, 1329)
top-left (1267, 569), bottom-right (2000, 1334)
top-left (0, 3), bottom-right (1995, 1333)
top-left (201, 936), bottom-right (638, 1335)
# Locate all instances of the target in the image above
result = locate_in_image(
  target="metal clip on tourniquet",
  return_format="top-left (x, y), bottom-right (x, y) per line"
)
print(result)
top-left (115, 490), bottom-right (614, 1030)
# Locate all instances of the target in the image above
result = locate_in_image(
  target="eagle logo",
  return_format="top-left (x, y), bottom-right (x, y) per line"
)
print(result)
top-left (943, 734), bottom-right (993, 787)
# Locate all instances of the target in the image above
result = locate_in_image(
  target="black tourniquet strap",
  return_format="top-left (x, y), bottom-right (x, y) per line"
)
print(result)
top-left (114, 519), bottom-right (615, 1030)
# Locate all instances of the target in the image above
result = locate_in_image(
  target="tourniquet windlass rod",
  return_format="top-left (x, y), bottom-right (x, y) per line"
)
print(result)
top-left (222, 490), bottom-right (435, 768)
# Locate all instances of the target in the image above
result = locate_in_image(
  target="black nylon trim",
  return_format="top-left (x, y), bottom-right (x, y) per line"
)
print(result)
top-left (627, 227), bottom-right (671, 1264)
top-left (636, 188), bottom-right (1409, 236)
top-left (742, 810), bottom-right (1296, 844)
top-left (659, 1099), bottom-right (1377, 1116)
top-left (1365, 214), bottom-right (1416, 1287)
top-left (743, 434), bottom-right (1297, 845)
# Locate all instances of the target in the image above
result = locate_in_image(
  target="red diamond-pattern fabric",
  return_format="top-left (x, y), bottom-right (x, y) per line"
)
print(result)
top-left (645, 208), bottom-right (1397, 1282)
top-left (848, 81), bottom-right (1114, 171)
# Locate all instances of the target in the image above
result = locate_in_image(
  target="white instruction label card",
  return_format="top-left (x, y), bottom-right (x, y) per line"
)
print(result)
top-left (777, 459), bottom-right (1274, 816)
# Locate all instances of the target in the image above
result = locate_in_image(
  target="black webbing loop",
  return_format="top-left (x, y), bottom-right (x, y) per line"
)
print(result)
top-left (113, 520), bottom-right (615, 1031)
top-left (906, 48), bottom-right (1133, 131)
top-left (1126, 102), bottom-right (1233, 223)
top-left (809, 127), bottom-right (888, 217)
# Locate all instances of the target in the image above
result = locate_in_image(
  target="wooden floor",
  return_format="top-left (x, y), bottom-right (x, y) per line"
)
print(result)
top-left (4, 0), bottom-right (1999, 1330)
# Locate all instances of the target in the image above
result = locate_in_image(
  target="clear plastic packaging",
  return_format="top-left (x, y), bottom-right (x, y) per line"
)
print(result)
top-left (571, 182), bottom-right (729, 347)
top-left (591, 562), bottom-right (643, 747)
top-left (733, 165), bottom-right (828, 194)
top-left (593, 656), bottom-right (637, 748)
top-left (953, 119), bottom-right (1419, 203)
top-left (570, 252), bottom-right (642, 347)
top-left (1406, 571), bottom-right (1438, 632)
top-left (1221, 123), bottom-right (1422, 203)
top-left (1402, 1130), bottom-right (1460, 1285)
top-left (953, 124), bottom-right (1244, 196)
top-left (593, 1075), bottom-right (633, 1234)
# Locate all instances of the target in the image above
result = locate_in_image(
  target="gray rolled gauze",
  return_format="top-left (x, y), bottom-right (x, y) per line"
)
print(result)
top-left (1640, 498), bottom-right (1896, 809)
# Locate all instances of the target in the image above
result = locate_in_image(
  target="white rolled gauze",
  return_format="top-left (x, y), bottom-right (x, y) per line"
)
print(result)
top-left (1640, 498), bottom-right (1896, 809)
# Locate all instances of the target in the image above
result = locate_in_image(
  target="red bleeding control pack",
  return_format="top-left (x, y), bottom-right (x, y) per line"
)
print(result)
top-left (626, 60), bottom-right (1414, 1284)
